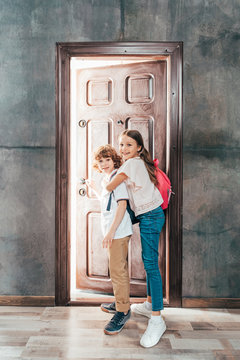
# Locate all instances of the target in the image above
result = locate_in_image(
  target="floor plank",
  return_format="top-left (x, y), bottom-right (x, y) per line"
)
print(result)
top-left (0, 306), bottom-right (239, 359)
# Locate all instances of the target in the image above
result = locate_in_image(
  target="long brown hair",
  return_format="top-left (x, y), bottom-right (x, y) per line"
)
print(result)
top-left (120, 130), bottom-right (157, 186)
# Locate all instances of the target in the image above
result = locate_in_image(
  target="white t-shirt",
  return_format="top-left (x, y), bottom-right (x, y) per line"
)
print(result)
top-left (117, 157), bottom-right (163, 216)
top-left (101, 170), bottom-right (133, 239)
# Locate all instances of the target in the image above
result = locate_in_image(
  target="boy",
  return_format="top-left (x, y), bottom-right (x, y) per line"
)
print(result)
top-left (86, 145), bottom-right (132, 335)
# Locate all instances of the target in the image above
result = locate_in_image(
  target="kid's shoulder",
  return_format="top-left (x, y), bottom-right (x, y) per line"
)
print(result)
top-left (118, 157), bottom-right (142, 175)
top-left (121, 157), bottom-right (141, 167)
top-left (114, 179), bottom-right (129, 198)
top-left (115, 180), bottom-right (128, 191)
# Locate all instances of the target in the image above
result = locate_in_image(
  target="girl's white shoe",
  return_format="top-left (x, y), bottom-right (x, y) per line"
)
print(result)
top-left (130, 301), bottom-right (152, 318)
top-left (140, 317), bottom-right (166, 348)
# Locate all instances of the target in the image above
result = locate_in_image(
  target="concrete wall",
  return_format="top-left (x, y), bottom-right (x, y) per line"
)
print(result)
top-left (0, 0), bottom-right (239, 298)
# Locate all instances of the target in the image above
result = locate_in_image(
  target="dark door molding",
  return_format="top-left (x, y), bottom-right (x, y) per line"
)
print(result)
top-left (55, 42), bottom-right (183, 306)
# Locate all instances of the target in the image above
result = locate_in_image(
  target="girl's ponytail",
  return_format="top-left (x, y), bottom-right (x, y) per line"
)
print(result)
top-left (120, 130), bottom-right (158, 186)
top-left (139, 148), bottom-right (158, 186)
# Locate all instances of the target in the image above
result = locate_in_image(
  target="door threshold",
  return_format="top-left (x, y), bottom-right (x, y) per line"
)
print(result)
top-left (70, 291), bottom-right (146, 306)
top-left (70, 297), bottom-right (147, 306)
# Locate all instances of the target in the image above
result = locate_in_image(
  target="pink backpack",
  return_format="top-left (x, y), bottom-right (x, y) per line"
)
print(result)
top-left (153, 159), bottom-right (173, 210)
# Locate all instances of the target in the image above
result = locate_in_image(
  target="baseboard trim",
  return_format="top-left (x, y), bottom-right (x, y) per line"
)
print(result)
top-left (182, 297), bottom-right (240, 308)
top-left (1, 296), bottom-right (239, 308)
top-left (0, 296), bottom-right (55, 306)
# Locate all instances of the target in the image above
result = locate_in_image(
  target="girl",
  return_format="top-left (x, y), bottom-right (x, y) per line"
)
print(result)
top-left (86, 145), bottom-right (132, 335)
top-left (105, 130), bottom-right (166, 348)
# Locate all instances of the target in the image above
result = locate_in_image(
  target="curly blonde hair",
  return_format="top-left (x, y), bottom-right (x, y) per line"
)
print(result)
top-left (93, 144), bottom-right (122, 172)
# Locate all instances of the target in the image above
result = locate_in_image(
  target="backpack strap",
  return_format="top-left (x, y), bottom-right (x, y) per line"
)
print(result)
top-left (106, 170), bottom-right (118, 211)
top-left (105, 170), bottom-right (139, 224)
top-left (106, 192), bottom-right (113, 211)
top-left (109, 169), bottom-right (118, 181)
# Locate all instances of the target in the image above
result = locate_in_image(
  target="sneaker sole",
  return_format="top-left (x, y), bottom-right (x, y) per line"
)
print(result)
top-left (104, 327), bottom-right (123, 335)
top-left (140, 324), bottom-right (166, 348)
top-left (100, 305), bottom-right (116, 314)
top-left (104, 314), bottom-right (131, 335)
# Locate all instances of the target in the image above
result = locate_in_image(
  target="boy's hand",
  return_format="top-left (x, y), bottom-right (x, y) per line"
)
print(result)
top-left (85, 179), bottom-right (101, 199)
top-left (102, 231), bottom-right (114, 248)
top-left (85, 179), bottom-right (96, 190)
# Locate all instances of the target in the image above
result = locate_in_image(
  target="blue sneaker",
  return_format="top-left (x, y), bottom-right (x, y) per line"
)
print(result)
top-left (104, 310), bottom-right (131, 335)
top-left (101, 302), bottom-right (116, 313)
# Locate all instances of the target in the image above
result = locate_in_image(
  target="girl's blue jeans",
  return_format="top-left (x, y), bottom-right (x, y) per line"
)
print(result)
top-left (136, 206), bottom-right (165, 311)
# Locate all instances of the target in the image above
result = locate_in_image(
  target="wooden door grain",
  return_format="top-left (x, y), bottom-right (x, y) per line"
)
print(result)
top-left (74, 60), bottom-right (167, 297)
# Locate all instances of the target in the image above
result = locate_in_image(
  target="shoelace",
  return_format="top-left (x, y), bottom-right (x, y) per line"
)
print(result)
top-left (144, 319), bottom-right (161, 336)
top-left (110, 302), bottom-right (116, 310)
top-left (110, 312), bottom-right (125, 325)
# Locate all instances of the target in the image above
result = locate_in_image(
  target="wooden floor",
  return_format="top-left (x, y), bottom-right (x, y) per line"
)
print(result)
top-left (0, 306), bottom-right (240, 360)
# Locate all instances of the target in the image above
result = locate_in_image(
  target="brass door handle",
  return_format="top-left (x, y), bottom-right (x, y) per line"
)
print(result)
top-left (79, 119), bottom-right (86, 128)
top-left (79, 188), bottom-right (86, 196)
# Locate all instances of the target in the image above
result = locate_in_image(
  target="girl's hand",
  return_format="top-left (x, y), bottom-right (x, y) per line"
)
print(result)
top-left (105, 173), bottom-right (127, 191)
top-left (102, 231), bottom-right (114, 248)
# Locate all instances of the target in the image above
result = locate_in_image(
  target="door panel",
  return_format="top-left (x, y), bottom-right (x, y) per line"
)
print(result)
top-left (126, 116), bottom-right (154, 156)
top-left (75, 60), bottom-right (167, 296)
top-left (129, 225), bottom-right (145, 280)
top-left (87, 212), bottom-right (108, 277)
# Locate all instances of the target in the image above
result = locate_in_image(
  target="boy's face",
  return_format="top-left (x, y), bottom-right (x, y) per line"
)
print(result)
top-left (97, 157), bottom-right (115, 175)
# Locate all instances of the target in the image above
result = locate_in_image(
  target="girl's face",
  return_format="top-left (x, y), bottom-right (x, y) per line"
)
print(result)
top-left (119, 135), bottom-right (141, 161)
top-left (97, 157), bottom-right (115, 175)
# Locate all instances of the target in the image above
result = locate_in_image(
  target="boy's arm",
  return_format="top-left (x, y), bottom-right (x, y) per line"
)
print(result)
top-left (105, 173), bottom-right (128, 192)
top-left (102, 199), bottom-right (127, 248)
top-left (85, 179), bottom-right (101, 199)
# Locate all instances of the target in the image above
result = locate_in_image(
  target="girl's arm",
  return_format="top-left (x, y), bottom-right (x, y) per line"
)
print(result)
top-left (102, 200), bottom-right (127, 248)
top-left (105, 173), bottom-right (128, 192)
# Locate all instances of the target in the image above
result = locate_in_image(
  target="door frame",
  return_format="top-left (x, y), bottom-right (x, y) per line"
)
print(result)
top-left (55, 42), bottom-right (183, 306)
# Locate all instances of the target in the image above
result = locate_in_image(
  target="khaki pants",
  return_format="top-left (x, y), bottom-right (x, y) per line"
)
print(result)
top-left (108, 236), bottom-right (131, 313)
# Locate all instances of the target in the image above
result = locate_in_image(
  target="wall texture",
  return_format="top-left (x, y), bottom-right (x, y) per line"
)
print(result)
top-left (0, 0), bottom-right (239, 298)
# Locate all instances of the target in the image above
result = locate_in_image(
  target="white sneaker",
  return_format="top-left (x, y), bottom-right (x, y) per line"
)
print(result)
top-left (140, 318), bottom-right (166, 348)
top-left (130, 302), bottom-right (152, 318)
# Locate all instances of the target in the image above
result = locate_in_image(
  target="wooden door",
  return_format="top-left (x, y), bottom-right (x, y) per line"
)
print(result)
top-left (74, 60), bottom-right (167, 297)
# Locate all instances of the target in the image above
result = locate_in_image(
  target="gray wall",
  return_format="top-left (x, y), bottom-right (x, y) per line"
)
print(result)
top-left (0, 0), bottom-right (239, 298)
